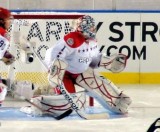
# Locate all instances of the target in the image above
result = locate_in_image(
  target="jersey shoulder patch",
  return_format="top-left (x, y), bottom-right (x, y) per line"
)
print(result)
top-left (64, 32), bottom-right (85, 48)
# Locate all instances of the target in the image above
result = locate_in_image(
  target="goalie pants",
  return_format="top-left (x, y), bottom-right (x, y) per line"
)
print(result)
top-left (54, 71), bottom-right (80, 94)
top-left (63, 71), bottom-right (80, 93)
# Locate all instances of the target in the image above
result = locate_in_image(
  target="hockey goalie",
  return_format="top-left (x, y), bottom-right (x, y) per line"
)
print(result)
top-left (18, 15), bottom-right (132, 119)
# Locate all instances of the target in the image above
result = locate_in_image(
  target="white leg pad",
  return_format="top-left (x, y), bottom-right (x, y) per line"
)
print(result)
top-left (76, 68), bottom-right (132, 114)
top-left (20, 92), bottom-right (86, 116)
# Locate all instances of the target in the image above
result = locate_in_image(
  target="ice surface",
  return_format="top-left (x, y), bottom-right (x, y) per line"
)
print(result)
top-left (0, 84), bottom-right (160, 132)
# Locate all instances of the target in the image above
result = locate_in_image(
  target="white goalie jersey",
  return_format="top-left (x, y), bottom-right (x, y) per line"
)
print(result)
top-left (44, 31), bottom-right (100, 74)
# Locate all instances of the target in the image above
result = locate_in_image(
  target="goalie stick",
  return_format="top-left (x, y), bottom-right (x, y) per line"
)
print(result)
top-left (26, 40), bottom-right (109, 120)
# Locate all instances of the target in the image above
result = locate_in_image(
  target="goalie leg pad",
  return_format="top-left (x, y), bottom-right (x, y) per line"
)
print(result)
top-left (20, 92), bottom-right (86, 117)
top-left (76, 68), bottom-right (132, 114)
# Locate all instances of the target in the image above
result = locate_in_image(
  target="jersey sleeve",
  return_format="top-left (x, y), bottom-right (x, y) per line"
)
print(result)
top-left (0, 35), bottom-right (9, 59)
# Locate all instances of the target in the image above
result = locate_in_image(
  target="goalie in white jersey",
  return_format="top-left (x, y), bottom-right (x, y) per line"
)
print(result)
top-left (21, 15), bottom-right (132, 118)
top-left (45, 15), bottom-right (100, 94)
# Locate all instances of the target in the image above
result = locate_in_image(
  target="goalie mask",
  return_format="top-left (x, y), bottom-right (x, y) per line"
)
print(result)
top-left (76, 15), bottom-right (96, 39)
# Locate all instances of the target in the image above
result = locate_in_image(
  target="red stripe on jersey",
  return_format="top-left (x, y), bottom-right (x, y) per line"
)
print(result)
top-left (64, 32), bottom-right (85, 48)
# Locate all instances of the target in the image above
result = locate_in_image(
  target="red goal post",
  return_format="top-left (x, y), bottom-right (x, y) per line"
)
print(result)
top-left (5, 11), bottom-right (94, 106)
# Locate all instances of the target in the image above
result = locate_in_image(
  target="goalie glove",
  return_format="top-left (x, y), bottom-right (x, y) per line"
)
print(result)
top-left (1, 51), bottom-right (15, 65)
top-left (100, 53), bottom-right (127, 73)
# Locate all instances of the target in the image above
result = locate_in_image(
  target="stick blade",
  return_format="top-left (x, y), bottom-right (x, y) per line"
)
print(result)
top-left (43, 109), bottom-right (73, 120)
top-left (55, 109), bottom-right (73, 120)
